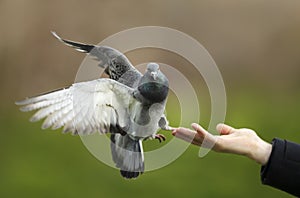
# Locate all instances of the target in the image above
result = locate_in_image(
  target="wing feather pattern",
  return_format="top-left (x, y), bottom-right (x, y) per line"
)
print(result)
top-left (16, 79), bottom-right (135, 135)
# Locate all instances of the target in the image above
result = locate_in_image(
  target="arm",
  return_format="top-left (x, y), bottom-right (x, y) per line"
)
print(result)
top-left (261, 138), bottom-right (300, 197)
top-left (172, 124), bottom-right (300, 196)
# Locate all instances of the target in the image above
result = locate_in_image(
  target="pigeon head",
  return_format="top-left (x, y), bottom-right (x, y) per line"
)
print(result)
top-left (137, 63), bottom-right (169, 103)
top-left (147, 62), bottom-right (159, 80)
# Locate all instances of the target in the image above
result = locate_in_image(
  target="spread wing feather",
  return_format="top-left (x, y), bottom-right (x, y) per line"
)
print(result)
top-left (51, 32), bottom-right (142, 82)
top-left (16, 79), bottom-right (135, 135)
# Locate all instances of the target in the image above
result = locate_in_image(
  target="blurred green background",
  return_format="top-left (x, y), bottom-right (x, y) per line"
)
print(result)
top-left (1, 0), bottom-right (300, 197)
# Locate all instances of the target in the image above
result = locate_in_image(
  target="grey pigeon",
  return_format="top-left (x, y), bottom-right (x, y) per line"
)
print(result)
top-left (16, 32), bottom-right (172, 179)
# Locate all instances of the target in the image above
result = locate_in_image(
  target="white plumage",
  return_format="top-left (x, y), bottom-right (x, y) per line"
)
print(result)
top-left (16, 78), bottom-right (135, 135)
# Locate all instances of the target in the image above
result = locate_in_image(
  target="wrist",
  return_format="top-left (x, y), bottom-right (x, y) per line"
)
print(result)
top-left (252, 140), bottom-right (272, 165)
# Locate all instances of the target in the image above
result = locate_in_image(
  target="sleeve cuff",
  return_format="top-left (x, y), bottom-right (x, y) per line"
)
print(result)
top-left (260, 138), bottom-right (300, 196)
top-left (260, 138), bottom-right (285, 184)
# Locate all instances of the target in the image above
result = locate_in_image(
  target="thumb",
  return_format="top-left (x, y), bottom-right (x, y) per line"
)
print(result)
top-left (191, 123), bottom-right (208, 137)
top-left (216, 123), bottom-right (235, 135)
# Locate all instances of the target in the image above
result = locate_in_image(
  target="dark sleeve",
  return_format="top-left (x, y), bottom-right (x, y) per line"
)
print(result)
top-left (261, 138), bottom-right (300, 197)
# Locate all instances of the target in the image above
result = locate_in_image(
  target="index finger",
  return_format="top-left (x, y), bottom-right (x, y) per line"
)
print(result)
top-left (172, 127), bottom-right (197, 144)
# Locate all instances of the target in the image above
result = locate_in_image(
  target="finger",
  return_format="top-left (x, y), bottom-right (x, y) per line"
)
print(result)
top-left (191, 123), bottom-right (208, 137)
top-left (172, 127), bottom-right (197, 143)
top-left (192, 123), bottom-right (217, 147)
top-left (216, 123), bottom-right (235, 135)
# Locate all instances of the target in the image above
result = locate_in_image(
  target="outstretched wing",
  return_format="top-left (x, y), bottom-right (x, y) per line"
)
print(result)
top-left (16, 79), bottom-right (135, 135)
top-left (51, 31), bottom-right (142, 83)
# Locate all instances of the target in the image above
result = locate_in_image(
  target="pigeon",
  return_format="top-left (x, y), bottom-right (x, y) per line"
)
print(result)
top-left (16, 32), bottom-right (172, 179)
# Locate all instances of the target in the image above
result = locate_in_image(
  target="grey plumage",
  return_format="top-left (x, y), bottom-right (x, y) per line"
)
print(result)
top-left (51, 31), bottom-right (141, 87)
top-left (16, 33), bottom-right (172, 179)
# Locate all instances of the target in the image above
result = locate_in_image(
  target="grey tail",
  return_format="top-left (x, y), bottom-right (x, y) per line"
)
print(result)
top-left (51, 31), bottom-right (95, 53)
top-left (110, 134), bottom-right (144, 179)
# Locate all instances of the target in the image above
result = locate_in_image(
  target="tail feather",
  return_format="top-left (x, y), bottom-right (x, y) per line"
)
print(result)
top-left (120, 170), bottom-right (140, 178)
top-left (110, 134), bottom-right (144, 179)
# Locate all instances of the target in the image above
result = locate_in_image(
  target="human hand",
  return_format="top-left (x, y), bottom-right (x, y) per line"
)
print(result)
top-left (172, 123), bottom-right (272, 165)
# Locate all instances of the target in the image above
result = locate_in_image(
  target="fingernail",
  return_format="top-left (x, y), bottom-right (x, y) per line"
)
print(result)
top-left (216, 123), bottom-right (223, 131)
top-left (191, 123), bottom-right (199, 130)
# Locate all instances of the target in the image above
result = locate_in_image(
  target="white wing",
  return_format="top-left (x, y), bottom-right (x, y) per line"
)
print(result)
top-left (16, 79), bottom-right (135, 135)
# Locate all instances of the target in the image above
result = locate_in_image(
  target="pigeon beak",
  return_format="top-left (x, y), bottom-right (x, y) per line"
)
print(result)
top-left (150, 71), bottom-right (157, 80)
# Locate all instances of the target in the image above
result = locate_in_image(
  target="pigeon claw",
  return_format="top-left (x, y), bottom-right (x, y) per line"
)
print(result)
top-left (155, 134), bottom-right (166, 143)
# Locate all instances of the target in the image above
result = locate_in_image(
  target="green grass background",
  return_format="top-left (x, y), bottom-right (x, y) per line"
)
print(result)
top-left (1, 90), bottom-right (299, 198)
